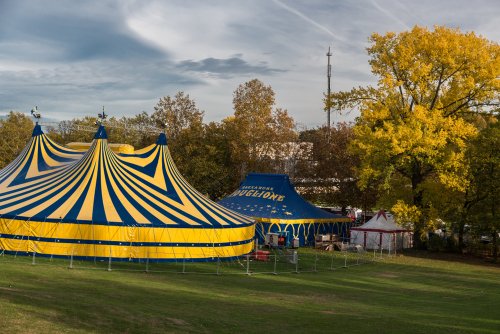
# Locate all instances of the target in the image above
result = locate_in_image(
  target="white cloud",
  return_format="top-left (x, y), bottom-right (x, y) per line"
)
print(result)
top-left (0, 0), bottom-right (499, 128)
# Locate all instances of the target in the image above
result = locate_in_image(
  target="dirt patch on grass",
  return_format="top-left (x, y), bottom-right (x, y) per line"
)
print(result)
top-left (376, 272), bottom-right (400, 278)
top-left (320, 310), bottom-right (336, 315)
top-left (166, 317), bottom-right (188, 326)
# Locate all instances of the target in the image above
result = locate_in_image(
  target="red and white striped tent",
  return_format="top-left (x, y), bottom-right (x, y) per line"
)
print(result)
top-left (350, 210), bottom-right (411, 251)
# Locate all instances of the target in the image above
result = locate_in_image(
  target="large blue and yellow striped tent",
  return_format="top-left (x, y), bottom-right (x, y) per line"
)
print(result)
top-left (0, 123), bottom-right (255, 261)
top-left (219, 173), bottom-right (351, 246)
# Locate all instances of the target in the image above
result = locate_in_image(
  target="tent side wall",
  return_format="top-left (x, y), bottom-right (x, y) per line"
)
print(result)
top-left (0, 217), bottom-right (255, 261)
top-left (0, 126), bottom-right (257, 262)
top-left (256, 220), bottom-right (353, 246)
top-left (350, 229), bottom-right (410, 251)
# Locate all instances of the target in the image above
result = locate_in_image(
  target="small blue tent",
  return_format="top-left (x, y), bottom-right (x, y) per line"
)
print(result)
top-left (219, 173), bottom-right (351, 246)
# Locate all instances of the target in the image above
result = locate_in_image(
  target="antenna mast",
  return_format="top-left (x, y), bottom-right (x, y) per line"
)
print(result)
top-left (326, 46), bottom-right (332, 130)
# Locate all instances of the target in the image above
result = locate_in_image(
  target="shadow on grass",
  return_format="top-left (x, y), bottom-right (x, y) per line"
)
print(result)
top-left (1, 254), bottom-right (499, 334)
top-left (401, 249), bottom-right (500, 268)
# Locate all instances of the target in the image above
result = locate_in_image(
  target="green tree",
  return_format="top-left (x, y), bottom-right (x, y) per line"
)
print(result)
top-left (150, 92), bottom-right (229, 198)
top-left (297, 124), bottom-right (378, 213)
top-left (0, 112), bottom-right (34, 169)
top-left (326, 26), bottom-right (500, 248)
top-left (152, 91), bottom-right (204, 141)
top-left (226, 79), bottom-right (297, 184)
top-left (467, 119), bottom-right (499, 261)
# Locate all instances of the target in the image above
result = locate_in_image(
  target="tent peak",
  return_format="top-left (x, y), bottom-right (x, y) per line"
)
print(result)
top-left (94, 125), bottom-right (108, 139)
top-left (376, 210), bottom-right (387, 220)
top-left (32, 123), bottom-right (43, 137)
top-left (156, 132), bottom-right (168, 145)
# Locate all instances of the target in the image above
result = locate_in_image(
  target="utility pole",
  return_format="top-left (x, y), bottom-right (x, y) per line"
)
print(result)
top-left (326, 46), bottom-right (332, 131)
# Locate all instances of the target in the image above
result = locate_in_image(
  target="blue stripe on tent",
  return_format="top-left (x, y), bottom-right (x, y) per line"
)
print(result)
top-left (0, 140), bottom-right (32, 183)
top-left (42, 135), bottom-right (83, 156)
top-left (168, 153), bottom-right (254, 226)
top-left (117, 148), bottom-right (182, 204)
top-left (47, 165), bottom-right (94, 221)
top-left (0, 151), bottom-right (95, 216)
top-left (0, 250), bottom-right (249, 263)
top-left (0, 213), bottom-right (254, 227)
top-left (107, 153), bottom-right (201, 226)
top-left (8, 139), bottom-right (38, 187)
top-left (41, 136), bottom-right (82, 162)
top-left (0, 144), bottom-right (93, 200)
top-left (0, 233), bottom-right (254, 247)
top-left (105, 154), bottom-right (192, 226)
top-left (165, 155), bottom-right (229, 227)
top-left (0, 136), bottom-right (93, 197)
top-left (102, 160), bottom-right (136, 224)
top-left (36, 138), bottom-right (57, 172)
top-left (92, 158), bottom-right (106, 223)
top-left (218, 172), bottom-right (345, 220)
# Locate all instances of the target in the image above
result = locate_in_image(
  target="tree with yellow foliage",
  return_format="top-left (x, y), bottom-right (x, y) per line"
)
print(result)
top-left (326, 26), bottom-right (500, 248)
top-left (0, 112), bottom-right (34, 169)
top-left (225, 79), bottom-right (297, 183)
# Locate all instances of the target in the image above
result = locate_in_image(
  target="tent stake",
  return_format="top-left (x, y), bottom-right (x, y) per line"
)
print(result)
top-left (107, 249), bottom-right (112, 272)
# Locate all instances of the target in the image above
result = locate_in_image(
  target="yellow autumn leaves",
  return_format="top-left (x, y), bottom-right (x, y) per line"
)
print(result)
top-left (327, 25), bottom-right (500, 244)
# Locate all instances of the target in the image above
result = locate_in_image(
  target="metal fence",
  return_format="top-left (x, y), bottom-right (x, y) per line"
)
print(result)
top-left (0, 247), bottom-right (396, 275)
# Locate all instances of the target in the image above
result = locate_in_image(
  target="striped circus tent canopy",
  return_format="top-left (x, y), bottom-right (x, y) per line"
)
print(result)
top-left (0, 123), bottom-right (255, 261)
top-left (219, 173), bottom-right (352, 246)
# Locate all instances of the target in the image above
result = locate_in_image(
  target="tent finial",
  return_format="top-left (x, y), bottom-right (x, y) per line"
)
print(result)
top-left (30, 106), bottom-right (41, 124)
top-left (96, 106), bottom-right (108, 126)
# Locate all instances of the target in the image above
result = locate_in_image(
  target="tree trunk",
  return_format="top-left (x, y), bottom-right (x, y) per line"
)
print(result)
top-left (411, 164), bottom-right (426, 250)
top-left (457, 221), bottom-right (465, 252)
top-left (492, 230), bottom-right (498, 263)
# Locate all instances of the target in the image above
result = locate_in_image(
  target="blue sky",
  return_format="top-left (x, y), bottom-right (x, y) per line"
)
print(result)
top-left (0, 0), bottom-right (499, 128)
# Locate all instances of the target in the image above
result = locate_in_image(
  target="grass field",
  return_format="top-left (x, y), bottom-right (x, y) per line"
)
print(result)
top-left (0, 250), bottom-right (499, 334)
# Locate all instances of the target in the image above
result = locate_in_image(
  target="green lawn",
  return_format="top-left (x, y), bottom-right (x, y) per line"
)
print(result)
top-left (0, 251), bottom-right (499, 334)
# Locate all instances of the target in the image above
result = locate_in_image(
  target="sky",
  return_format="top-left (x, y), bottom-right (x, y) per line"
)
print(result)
top-left (0, 0), bottom-right (499, 128)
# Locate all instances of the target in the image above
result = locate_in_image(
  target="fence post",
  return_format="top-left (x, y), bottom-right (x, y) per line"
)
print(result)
top-left (32, 251), bottom-right (36, 265)
top-left (182, 255), bottom-right (186, 274)
top-left (69, 251), bottom-right (74, 269)
top-left (330, 250), bottom-right (335, 270)
top-left (145, 257), bottom-right (149, 273)
top-left (294, 252), bottom-right (299, 274)
top-left (343, 252), bottom-right (347, 268)
top-left (273, 253), bottom-right (278, 275)
top-left (246, 254), bottom-right (250, 275)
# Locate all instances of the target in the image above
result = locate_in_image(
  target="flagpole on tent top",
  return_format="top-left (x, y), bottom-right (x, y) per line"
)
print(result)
top-left (31, 106), bottom-right (41, 123)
